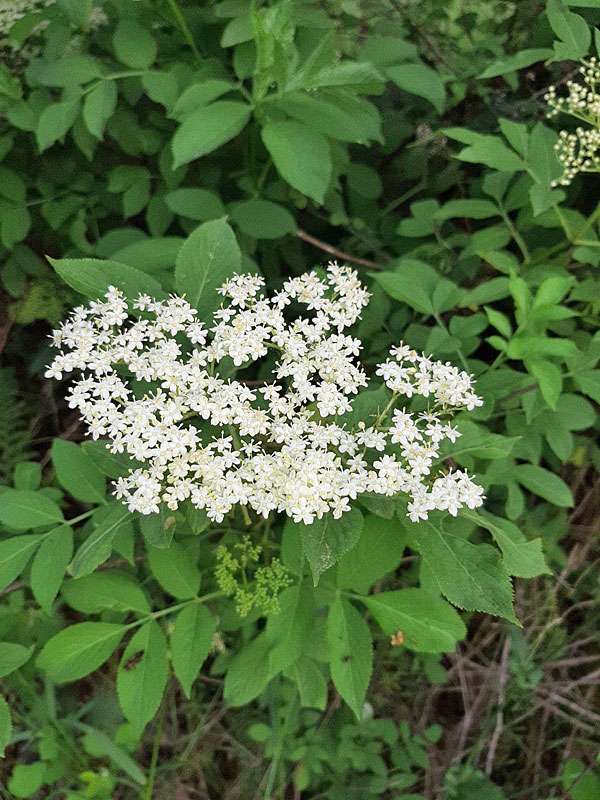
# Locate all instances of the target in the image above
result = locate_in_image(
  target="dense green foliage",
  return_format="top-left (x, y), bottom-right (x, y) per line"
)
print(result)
top-left (1, 0), bottom-right (600, 798)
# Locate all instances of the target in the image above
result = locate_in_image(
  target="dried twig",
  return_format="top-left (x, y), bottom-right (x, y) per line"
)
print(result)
top-left (485, 636), bottom-right (511, 775)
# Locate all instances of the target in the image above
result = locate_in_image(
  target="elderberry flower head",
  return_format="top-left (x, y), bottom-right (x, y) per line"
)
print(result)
top-left (545, 58), bottom-right (600, 186)
top-left (46, 263), bottom-right (484, 525)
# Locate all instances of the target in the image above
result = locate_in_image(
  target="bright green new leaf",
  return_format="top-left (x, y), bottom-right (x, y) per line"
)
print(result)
top-left (273, 91), bottom-right (382, 143)
top-left (170, 80), bottom-right (234, 120)
top-left (0, 489), bottom-right (63, 530)
top-left (547, 0), bottom-right (591, 60)
top-left (174, 218), bottom-right (241, 321)
top-left (147, 540), bottom-right (201, 599)
top-left (172, 101), bottom-right (251, 168)
top-left (171, 603), bottom-right (215, 698)
top-left (361, 589), bottom-right (466, 652)
top-left (117, 621), bottom-right (168, 732)
top-left (31, 525), bottom-right (73, 613)
top-left (262, 120), bottom-right (331, 204)
top-left (37, 622), bottom-right (127, 683)
top-left (51, 439), bottom-right (106, 504)
top-left (327, 597), bottom-right (373, 719)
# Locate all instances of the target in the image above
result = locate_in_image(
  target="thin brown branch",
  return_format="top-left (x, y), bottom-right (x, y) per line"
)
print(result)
top-left (296, 228), bottom-right (385, 270)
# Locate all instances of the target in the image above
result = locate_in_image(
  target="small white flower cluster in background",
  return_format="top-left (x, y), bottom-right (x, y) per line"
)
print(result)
top-left (46, 264), bottom-right (484, 525)
top-left (545, 59), bottom-right (600, 186)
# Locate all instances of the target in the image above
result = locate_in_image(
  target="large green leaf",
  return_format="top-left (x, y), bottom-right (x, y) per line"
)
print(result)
top-left (262, 120), bottom-right (331, 204)
top-left (51, 439), bottom-right (106, 504)
top-left (0, 642), bottom-right (33, 678)
top-left (224, 633), bottom-right (271, 706)
top-left (174, 218), bottom-right (241, 321)
top-left (292, 506), bottom-right (364, 585)
top-left (327, 597), bottom-right (372, 719)
top-left (336, 514), bottom-right (406, 594)
top-left (63, 572), bottom-right (150, 615)
top-left (171, 603), bottom-right (215, 698)
top-left (172, 101), bottom-right (251, 168)
top-left (360, 589), bottom-right (466, 653)
top-left (37, 622), bottom-right (127, 683)
top-left (513, 464), bottom-right (573, 507)
top-left (0, 696), bottom-right (11, 757)
top-left (387, 63), bottom-right (446, 112)
top-left (409, 518), bottom-right (517, 623)
top-left (70, 504), bottom-right (134, 577)
top-left (0, 489), bottom-right (63, 530)
top-left (50, 257), bottom-right (166, 305)
top-left (266, 580), bottom-right (315, 677)
top-left (31, 525), bottom-right (73, 613)
top-left (469, 512), bottom-right (550, 579)
top-left (147, 540), bottom-right (201, 599)
top-left (0, 535), bottom-right (44, 591)
top-left (117, 621), bottom-right (168, 733)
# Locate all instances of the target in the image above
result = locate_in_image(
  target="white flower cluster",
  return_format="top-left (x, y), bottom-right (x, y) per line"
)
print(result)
top-left (545, 59), bottom-right (600, 186)
top-left (46, 264), bottom-right (484, 525)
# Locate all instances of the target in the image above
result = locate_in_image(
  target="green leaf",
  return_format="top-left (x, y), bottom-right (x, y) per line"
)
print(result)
top-left (51, 439), bottom-right (106, 504)
top-left (171, 603), bottom-right (215, 698)
top-left (8, 762), bottom-right (46, 798)
top-left (81, 441), bottom-right (136, 479)
top-left (0, 490), bottom-right (63, 531)
top-left (63, 572), bottom-right (150, 615)
top-left (36, 99), bottom-right (80, 152)
top-left (70, 504), bottom-right (134, 577)
top-left (528, 359), bottom-right (562, 409)
top-left (266, 580), bottom-right (315, 677)
top-left (147, 540), bottom-right (201, 599)
top-left (445, 129), bottom-right (524, 172)
top-left (547, 0), bottom-right (591, 59)
top-left (336, 514), bottom-right (406, 594)
top-left (262, 120), bottom-right (331, 204)
top-left (111, 237), bottom-right (184, 273)
top-left (171, 101), bottom-right (251, 168)
top-left (387, 63), bottom-right (446, 112)
top-left (410, 519), bottom-right (517, 623)
top-left (0, 642), bottom-right (33, 677)
top-left (113, 20), bottom-right (157, 69)
top-left (174, 218), bottom-right (241, 321)
top-left (273, 91), bottom-right (381, 143)
top-left (37, 622), bottom-right (127, 683)
top-left (470, 512), bottom-right (550, 578)
top-left (142, 71), bottom-right (178, 110)
top-left (79, 725), bottom-right (146, 785)
top-left (117, 621), bottom-right (168, 733)
top-left (479, 48), bottom-right (553, 78)
top-left (0, 696), bottom-right (11, 757)
top-left (327, 597), bottom-right (372, 719)
top-left (58, 0), bottom-right (92, 27)
top-left (371, 260), bottom-right (438, 315)
top-left (0, 534), bottom-right (43, 591)
top-left (83, 80), bottom-right (118, 139)
top-left (575, 369), bottom-right (600, 403)
top-left (435, 199), bottom-right (499, 221)
top-left (31, 525), bottom-right (73, 613)
top-left (513, 464), bottom-right (573, 507)
top-left (288, 657), bottom-right (327, 710)
top-left (50, 257), bottom-right (166, 305)
top-left (230, 199), bottom-right (296, 239)
top-left (361, 589), bottom-right (466, 653)
top-left (165, 189), bottom-right (225, 221)
top-left (170, 80), bottom-right (234, 120)
top-left (13, 463), bottom-right (41, 491)
top-left (224, 633), bottom-right (271, 706)
top-left (293, 506), bottom-right (364, 586)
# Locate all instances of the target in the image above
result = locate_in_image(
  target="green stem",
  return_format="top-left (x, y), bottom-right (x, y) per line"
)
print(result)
top-left (499, 208), bottom-right (531, 263)
top-left (65, 509), bottom-right (96, 526)
top-left (143, 702), bottom-right (166, 800)
top-left (166, 0), bottom-right (203, 64)
top-left (125, 592), bottom-right (224, 631)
